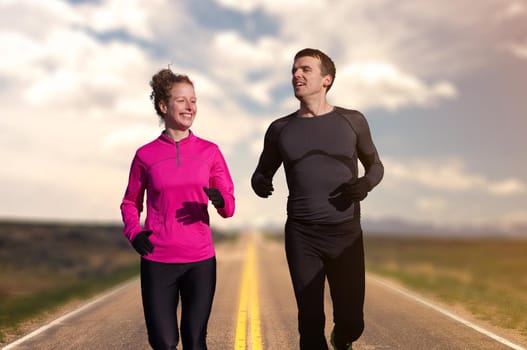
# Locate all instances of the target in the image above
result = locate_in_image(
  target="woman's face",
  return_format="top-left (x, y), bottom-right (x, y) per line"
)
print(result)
top-left (161, 82), bottom-right (197, 131)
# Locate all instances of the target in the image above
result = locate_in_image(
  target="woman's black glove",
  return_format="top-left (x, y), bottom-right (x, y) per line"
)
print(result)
top-left (251, 173), bottom-right (274, 198)
top-left (132, 230), bottom-right (154, 256)
top-left (203, 187), bottom-right (225, 209)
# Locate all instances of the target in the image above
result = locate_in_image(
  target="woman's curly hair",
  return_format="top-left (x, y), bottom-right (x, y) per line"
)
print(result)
top-left (150, 68), bottom-right (194, 119)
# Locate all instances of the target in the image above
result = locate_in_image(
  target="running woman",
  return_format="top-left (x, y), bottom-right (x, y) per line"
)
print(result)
top-left (121, 69), bottom-right (235, 350)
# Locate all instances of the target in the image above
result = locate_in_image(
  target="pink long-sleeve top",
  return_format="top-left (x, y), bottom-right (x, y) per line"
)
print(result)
top-left (120, 131), bottom-right (235, 263)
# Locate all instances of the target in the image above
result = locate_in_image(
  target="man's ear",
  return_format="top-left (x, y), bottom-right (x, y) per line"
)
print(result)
top-left (323, 75), bottom-right (333, 88)
top-left (158, 101), bottom-right (168, 114)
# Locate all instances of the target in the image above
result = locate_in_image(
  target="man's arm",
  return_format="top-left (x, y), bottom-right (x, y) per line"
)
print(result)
top-left (338, 108), bottom-right (384, 191)
top-left (355, 112), bottom-right (383, 190)
top-left (251, 120), bottom-right (285, 198)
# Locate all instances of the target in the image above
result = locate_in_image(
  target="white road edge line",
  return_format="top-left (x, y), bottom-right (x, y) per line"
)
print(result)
top-left (368, 275), bottom-right (526, 350)
top-left (2, 278), bottom-right (139, 350)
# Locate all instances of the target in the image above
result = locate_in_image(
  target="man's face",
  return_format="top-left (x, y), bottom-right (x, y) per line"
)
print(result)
top-left (291, 56), bottom-right (332, 99)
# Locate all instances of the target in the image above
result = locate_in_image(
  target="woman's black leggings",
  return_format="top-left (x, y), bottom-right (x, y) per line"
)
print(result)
top-left (140, 257), bottom-right (216, 350)
top-left (285, 219), bottom-right (365, 350)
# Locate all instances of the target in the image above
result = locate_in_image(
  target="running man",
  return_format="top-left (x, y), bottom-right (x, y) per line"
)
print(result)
top-left (251, 48), bottom-right (383, 350)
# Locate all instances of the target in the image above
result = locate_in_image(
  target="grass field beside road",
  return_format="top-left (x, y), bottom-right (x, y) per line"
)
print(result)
top-left (364, 235), bottom-right (527, 337)
top-left (0, 220), bottom-right (139, 343)
top-left (3, 223), bottom-right (526, 345)
top-left (0, 220), bottom-right (237, 344)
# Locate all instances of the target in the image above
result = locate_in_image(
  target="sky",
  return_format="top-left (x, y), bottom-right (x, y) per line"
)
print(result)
top-left (1, 0), bottom-right (527, 235)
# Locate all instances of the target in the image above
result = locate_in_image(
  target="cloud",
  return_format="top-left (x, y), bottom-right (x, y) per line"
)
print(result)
top-left (214, 0), bottom-right (326, 13)
top-left (384, 157), bottom-right (527, 196)
top-left (206, 26), bottom-right (460, 113)
top-left (416, 197), bottom-right (448, 212)
top-left (1, 0), bottom-right (526, 229)
top-left (0, 2), bottom-right (157, 117)
top-left (102, 124), bottom-right (161, 153)
top-left (0, 0), bottom-right (81, 36)
top-left (75, 0), bottom-right (162, 40)
top-left (209, 31), bottom-right (289, 105)
top-left (180, 69), bottom-right (269, 152)
top-left (491, 1), bottom-right (527, 60)
top-left (0, 0), bottom-right (270, 222)
top-left (331, 62), bottom-right (457, 110)
top-left (499, 210), bottom-right (527, 230)
top-left (23, 35), bottom-right (152, 114)
top-left (209, 0), bottom-right (515, 115)
top-left (495, 1), bottom-right (527, 21)
top-left (507, 40), bottom-right (527, 59)
top-left (488, 179), bottom-right (527, 196)
top-left (214, 0), bottom-right (526, 78)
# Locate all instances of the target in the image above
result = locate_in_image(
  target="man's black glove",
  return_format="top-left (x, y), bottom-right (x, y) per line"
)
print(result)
top-left (330, 177), bottom-right (371, 201)
top-left (132, 230), bottom-right (154, 256)
top-left (203, 187), bottom-right (225, 209)
top-left (251, 173), bottom-right (274, 198)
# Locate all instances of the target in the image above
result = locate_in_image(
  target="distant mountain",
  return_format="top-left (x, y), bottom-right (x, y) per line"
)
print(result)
top-left (362, 217), bottom-right (527, 238)
top-left (252, 216), bottom-right (527, 238)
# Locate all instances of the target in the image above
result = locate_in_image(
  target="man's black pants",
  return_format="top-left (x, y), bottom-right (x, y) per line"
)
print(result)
top-left (285, 219), bottom-right (365, 350)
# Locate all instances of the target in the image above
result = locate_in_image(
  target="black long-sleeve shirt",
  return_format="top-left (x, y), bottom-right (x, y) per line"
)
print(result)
top-left (252, 107), bottom-right (383, 225)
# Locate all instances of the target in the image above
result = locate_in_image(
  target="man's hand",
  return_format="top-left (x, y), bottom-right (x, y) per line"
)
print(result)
top-left (203, 187), bottom-right (225, 209)
top-left (132, 230), bottom-right (154, 256)
top-left (252, 173), bottom-right (274, 198)
top-left (330, 177), bottom-right (371, 201)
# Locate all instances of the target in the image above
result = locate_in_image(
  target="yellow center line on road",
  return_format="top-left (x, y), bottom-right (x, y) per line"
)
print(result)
top-left (234, 236), bottom-right (262, 350)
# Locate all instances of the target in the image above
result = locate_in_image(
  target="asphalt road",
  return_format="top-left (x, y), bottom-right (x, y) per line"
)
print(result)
top-left (4, 234), bottom-right (525, 350)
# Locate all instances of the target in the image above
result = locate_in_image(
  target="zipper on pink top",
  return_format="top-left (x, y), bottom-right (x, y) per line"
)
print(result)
top-left (176, 141), bottom-right (180, 167)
